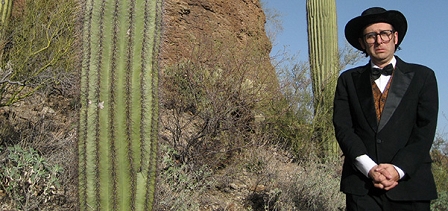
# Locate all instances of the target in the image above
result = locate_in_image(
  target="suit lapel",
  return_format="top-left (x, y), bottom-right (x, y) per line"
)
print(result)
top-left (378, 63), bottom-right (414, 131)
top-left (353, 65), bottom-right (378, 132)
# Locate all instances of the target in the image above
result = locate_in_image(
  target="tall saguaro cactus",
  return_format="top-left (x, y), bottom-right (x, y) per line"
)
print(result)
top-left (306, 0), bottom-right (339, 156)
top-left (78, 0), bottom-right (162, 210)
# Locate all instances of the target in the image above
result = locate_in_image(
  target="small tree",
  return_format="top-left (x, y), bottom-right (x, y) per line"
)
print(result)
top-left (0, 0), bottom-right (77, 107)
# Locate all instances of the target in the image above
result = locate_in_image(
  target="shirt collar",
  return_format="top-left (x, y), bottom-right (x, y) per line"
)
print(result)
top-left (371, 56), bottom-right (397, 69)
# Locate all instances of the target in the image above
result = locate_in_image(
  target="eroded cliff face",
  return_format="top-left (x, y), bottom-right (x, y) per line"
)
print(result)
top-left (160, 0), bottom-right (276, 88)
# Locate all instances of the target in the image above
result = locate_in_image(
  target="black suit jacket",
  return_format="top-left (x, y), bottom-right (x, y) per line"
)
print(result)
top-left (333, 56), bottom-right (438, 201)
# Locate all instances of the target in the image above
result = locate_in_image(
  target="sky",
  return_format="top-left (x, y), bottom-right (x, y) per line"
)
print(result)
top-left (263, 0), bottom-right (448, 137)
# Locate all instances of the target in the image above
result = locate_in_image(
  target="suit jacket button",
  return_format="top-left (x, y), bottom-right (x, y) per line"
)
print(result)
top-left (376, 139), bottom-right (382, 144)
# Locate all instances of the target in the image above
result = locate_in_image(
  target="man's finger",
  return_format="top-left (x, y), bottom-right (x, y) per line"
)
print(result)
top-left (375, 167), bottom-right (393, 179)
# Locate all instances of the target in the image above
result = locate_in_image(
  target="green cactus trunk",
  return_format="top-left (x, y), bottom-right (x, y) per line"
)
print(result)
top-left (0, 0), bottom-right (12, 28)
top-left (78, 0), bottom-right (162, 210)
top-left (0, 0), bottom-right (13, 63)
top-left (306, 0), bottom-right (339, 156)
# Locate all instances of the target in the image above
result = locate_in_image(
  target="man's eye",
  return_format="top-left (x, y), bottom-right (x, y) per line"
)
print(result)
top-left (366, 34), bottom-right (376, 39)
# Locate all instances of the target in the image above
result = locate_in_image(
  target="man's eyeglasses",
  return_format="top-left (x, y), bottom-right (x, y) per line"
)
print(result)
top-left (363, 30), bottom-right (395, 44)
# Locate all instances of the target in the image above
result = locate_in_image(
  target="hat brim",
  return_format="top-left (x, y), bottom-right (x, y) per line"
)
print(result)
top-left (345, 10), bottom-right (407, 51)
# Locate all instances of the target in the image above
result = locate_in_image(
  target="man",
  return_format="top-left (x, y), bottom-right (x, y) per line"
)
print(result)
top-left (333, 7), bottom-right (438, 211)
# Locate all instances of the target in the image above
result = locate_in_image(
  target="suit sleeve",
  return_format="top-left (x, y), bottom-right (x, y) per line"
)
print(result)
top-left (391, 69), bottom-right (438, 177)
top-left (333, 73), bottom-right (369, 163)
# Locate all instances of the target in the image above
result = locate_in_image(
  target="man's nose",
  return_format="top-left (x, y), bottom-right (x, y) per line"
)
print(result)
top-left (375, 34), bottom-right (383, 44)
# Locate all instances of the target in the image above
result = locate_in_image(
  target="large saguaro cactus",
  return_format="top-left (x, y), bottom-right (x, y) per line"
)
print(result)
top-left (78, 0), bottom-right (162, 210)
top-left (306, 0), bottom-right (339, 156)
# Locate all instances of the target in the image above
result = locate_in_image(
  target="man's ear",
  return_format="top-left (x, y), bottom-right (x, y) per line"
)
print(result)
top-left (394, 31), bottom-right (399, 45)
top-left (358, 38), bottom-right (366, 50)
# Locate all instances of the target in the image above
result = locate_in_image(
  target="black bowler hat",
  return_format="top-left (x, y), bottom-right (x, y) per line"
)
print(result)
top-left (345, 7), bottom-right (407, 51)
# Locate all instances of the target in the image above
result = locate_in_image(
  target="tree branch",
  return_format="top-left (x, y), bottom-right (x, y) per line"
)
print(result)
top-left (0, 62), bottom-right (24, 86)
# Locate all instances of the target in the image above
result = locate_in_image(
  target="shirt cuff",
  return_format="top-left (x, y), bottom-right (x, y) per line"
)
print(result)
top-left (393, 165), bottom-right (405, 179)
top-left (354, 154), bottom-right (377, 178)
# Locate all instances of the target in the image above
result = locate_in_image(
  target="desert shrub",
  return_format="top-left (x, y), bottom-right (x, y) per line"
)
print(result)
top-left (0, 113), bottom-right (19, 147)
top-left (275, 158), bottom-right (345, 211)
top-left (432, 149), bottom-right (448, 193)
top-left (0, 145), bottom-right (64, 210)
top-left (266, 55), bottom-right (318, 159)
top-left (155, 144), bottom-right (213, 211)
top-left (0, 0), bottom-right (77, 107)
top-left (160, 37), bottom-right (274, 171)
top-left (268, 43), bottom-right (364, 159)
top-left (262, 96), bottom-right (318, 160)
top-left (242, 144), bottom-right (297, 211)
top-left (431, 135), bottom-right (448, 210)
top-left (0, 88), bottom-right (79, 210)
top-left (431, 190), bottom-right (448, 211)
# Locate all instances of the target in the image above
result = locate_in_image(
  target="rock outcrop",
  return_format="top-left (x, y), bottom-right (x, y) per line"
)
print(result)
top-left (160, 0), bottom-right (276, 88)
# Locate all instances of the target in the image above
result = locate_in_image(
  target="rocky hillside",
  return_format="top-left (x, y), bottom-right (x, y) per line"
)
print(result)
top-left (161, 0), bottom-right (276, 87)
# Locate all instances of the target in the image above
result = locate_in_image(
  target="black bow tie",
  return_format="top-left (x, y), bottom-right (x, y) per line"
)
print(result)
top-left (371, 63), bottom-right (394, 80)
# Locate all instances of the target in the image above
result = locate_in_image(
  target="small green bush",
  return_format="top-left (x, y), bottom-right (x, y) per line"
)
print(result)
top-left (160, 38), bottom-right (272, 171)
top-left (276, 159), bottom-right (345, 211)
top-left (0, 145), bottom-right (63, 210)
top-left (431, 191), bottom-right (448, 211)
top-left (0, 0), bottom-right (77, 107)
top-left (431, 136), bottom-right (448, 211)
top-left (155, 145), bottom-right (213, 210)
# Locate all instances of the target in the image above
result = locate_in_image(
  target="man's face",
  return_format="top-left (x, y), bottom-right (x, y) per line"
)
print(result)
top-left (359, 22), bottom-right (398, 66)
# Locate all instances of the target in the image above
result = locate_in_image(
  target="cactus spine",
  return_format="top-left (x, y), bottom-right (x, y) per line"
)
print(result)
top-left (78, 0), bottom-right (162, 210)
top-left (306, 0), bottom-right (339, 156)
